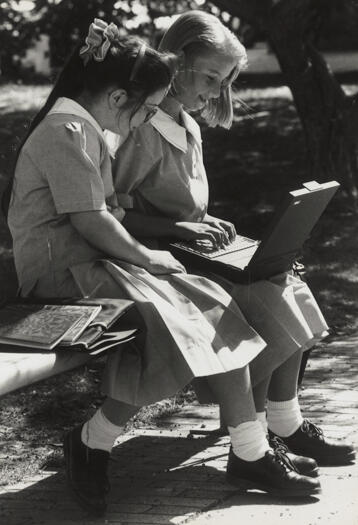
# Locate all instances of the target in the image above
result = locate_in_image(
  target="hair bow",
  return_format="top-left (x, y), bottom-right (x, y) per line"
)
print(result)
top-left (80, 19), bottom-right (120, 65)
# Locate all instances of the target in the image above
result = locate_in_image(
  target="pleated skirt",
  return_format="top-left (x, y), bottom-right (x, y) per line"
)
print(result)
top-left (30, 258), bottom-right (328, 406)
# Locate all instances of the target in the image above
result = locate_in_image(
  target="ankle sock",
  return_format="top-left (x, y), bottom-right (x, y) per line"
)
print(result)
top-left (228, 420), bottom-right (271, 461)
top-left (267, 397), bottom-right (303, 438)
top-left (256, 411), bottom-right (268, 435)
top-left (81, 408), bottom-right (124, 452)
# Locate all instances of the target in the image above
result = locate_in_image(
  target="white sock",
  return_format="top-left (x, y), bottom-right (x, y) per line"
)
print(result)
top-left (267, 397), bottom-right (304, 438)
top-left (256, 411), bottom-right (268, 435)
top-left (81, 408), bottom-right (124, 452)
top-left (228, 420), bottom-right (271, 461)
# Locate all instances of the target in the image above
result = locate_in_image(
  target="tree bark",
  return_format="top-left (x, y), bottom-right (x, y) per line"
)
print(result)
top-left (211, 0), bottom-right (358, 205)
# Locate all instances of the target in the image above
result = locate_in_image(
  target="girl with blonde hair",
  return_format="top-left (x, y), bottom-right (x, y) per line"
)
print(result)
top-left (111, 7), bottom-right (355, 493)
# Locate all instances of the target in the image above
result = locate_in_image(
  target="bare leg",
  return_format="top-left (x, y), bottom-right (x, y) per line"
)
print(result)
top-left (100, 350), bottom-right (298, 429)
top-left (101, 397), bottom-right (140, 426)
top-left (265, 350), bottom-right (305, 439)
top-left (216, 376), bottom-right (271, 432)
top-left (252, 376), bottom-right (271, 412)
top-left (268, 349), bottom-right (303, 401)
top-left (218, 350), bottom-right (303, 429)
top-left (206, 366), bottom-right (256, 427)
top-left (101, 367), bottom-right (258, 432)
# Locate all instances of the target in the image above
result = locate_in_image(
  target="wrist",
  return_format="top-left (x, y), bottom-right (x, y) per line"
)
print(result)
top-left (172, 221), bottom-right (185, 238)
top-left (203, 213), bottom-right (214, 224)
top-left (134, 245), bottom-right (153, 269)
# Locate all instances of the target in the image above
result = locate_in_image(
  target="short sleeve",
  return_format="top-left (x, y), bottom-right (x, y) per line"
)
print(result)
top-left (38, 120), bottom-right (107, 214)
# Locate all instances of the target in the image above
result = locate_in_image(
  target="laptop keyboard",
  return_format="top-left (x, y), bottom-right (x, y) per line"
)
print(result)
top-left (173, 235), bottom-right (259, 259)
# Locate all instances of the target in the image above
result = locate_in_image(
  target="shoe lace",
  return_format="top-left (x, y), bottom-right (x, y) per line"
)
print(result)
top-left (269, 435), bottom-right (289, 454)
top-left (302, 419), bottom-right (324, 439)
top-left (272, 448), bottom-right (299, 474)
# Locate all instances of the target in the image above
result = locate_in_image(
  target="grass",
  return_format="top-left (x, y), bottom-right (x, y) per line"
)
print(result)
top-left (1, 81), bottom-right (358, 486)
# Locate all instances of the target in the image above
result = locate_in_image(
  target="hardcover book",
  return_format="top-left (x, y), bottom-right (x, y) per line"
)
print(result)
top-left (0, 304), bottom-right (101, 350)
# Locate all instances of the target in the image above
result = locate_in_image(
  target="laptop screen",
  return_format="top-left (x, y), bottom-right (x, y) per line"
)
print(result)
top-left (250, 181), bottom-right (340, 266)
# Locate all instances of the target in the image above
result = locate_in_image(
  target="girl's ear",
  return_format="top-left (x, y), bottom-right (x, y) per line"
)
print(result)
top-left (108, 88), bottom-right (128, 109)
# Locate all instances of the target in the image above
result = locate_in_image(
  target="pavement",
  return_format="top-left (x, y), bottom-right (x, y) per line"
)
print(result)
top-left (0, 334), bottom-right (357, 525)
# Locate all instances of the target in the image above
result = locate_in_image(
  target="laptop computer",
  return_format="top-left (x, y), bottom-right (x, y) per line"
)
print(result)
top-left (169, 180), bottom-right (340, 283)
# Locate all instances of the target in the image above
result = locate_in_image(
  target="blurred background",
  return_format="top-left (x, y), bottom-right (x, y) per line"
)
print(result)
top-left (1, 0), bottom-right (358, 80)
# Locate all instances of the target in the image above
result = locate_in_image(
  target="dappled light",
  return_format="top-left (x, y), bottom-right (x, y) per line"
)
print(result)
top-left (1, 83), bottom-right (357, 331)
top-left (0, 81), bottom-right (357, 494)
top-left (1, 82), bottom-right (357, 330)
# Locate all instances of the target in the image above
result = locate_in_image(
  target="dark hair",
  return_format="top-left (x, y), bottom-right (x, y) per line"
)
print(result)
top-left (2, 33), bottom-right (177, 217)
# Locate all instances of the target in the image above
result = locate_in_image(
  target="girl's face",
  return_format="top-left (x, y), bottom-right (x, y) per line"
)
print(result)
top-left (108, 86), bottom-right (168, 139)
top-left (174, 50), bottom-right (237, 111)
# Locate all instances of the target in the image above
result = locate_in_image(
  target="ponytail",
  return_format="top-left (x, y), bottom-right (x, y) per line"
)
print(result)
top-left (2, 20), bottom-right (178, 218)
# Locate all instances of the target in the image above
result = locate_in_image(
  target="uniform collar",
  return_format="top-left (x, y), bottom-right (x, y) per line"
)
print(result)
top-left (150, 107), bottom-right (201, 153)
top-left (48, 97), bottom-right (105, 140)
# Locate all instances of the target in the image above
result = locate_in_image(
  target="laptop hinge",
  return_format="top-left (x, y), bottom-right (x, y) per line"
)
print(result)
top-left (303, 180), bottom-right (321, 191)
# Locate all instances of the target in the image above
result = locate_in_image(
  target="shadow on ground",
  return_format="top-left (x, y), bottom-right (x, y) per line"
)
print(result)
top-left (0, 434), bottom-right (319, 525)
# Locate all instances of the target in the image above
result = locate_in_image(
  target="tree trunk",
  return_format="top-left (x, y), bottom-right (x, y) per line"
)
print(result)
top-left (211, 0), bottom-right (358, 206)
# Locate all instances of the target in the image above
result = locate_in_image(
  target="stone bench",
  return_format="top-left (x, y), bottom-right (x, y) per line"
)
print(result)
top-left (0, 348), bottom-right (97, 397)
top-left (0, 299), bottom-right (138, 398)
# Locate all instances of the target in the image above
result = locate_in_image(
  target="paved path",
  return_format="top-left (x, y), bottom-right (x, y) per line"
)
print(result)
top-left (0, 335), bottom-right (357, 525)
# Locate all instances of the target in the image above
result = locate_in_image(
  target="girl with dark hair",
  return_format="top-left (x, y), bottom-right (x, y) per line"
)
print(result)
top-left (7, 18), bottom-right (323, 517)
top-left (6, 19), bottom-right (186, 513)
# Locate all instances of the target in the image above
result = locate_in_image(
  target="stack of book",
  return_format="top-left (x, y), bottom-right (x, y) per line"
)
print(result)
top-left (0, 299), bottom-right (137, 354)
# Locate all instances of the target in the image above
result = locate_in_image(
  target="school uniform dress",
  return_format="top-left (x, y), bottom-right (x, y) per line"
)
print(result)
top-left (111, 107), bottom-right (329, 387)
top-left (8, 97), bottom-right (267, 406)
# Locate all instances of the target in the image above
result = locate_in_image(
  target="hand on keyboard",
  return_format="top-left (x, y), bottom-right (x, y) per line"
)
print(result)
top-left (174, 221), bottom-right (232, 249)
top-left (173, 236), bottom-right (259, 259)
top-left (201, 214), bottom-right (236, 243)
top-left (190, 239), bottom-right (220, 253)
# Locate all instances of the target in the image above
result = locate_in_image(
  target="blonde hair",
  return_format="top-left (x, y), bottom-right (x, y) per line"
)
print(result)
top-left (159, 10), bottom-right (247, 128)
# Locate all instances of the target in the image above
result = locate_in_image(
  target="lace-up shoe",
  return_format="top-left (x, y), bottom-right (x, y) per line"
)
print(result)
top-left (63, 425), bottom-right (110, 516)
top-left (226, 447), bottom-right (321, 496)
top-left (269, 420), bottom-right (356, 466)
top-left (269, 435), bottom-right (319, 477)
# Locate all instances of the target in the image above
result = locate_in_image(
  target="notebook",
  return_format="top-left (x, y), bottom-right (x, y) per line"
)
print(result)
top-left (0, 298), bottom-right (138, 355)
top-left (0, 303), bottom-right (101, 350)
top-left (170, 180), bottom-right (340, 283)
top-left (58, 298), bottom-right (138, 354)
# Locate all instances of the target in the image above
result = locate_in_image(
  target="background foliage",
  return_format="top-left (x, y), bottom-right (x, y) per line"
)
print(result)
top-left (1, 0), bottom-right (358, 80)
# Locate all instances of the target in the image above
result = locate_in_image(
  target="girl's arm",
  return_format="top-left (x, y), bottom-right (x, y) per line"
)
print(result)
top-left (123, 210), bottom-right (230, 248)
top-left (69, 209), bottom-right (185, 274)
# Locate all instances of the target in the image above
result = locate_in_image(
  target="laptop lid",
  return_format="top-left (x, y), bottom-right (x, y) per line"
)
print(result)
top-left (248, 180), bottom-right (340, 270)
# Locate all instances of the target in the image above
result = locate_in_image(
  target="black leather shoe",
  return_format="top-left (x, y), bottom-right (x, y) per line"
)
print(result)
top-left (226, 447), bottom-right (321, 497)
top-left (63, 425), bottom-right (110, 516)
top-left (269, 435), bottom-right (319, 477)
top-left (269, 420), bottom-right (356, 466)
